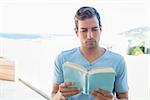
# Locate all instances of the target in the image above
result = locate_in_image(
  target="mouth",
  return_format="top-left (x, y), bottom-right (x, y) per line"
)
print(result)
top-left (85, 41), bottom-right (96, 46)
top-left (86, 40), bottom-right (96, 43)
top-left (84, 39), bottom-right (97, 48)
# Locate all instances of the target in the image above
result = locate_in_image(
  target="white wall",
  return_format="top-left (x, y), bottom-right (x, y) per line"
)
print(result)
top-left (2, 36), bottom-right (79, 95)
top-left (125, 55), bottom-right (150, 99)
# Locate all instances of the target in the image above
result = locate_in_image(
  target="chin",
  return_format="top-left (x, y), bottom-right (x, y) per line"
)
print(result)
top-left (82, 42), bottom-right (98, 49)
top-left (86, 45), bottom-right (97, 49)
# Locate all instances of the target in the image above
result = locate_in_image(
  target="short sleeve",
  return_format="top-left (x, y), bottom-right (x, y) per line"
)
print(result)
top-left (114, 57), bottom-right (129, 92)
top-left (53, 53), bottom-right (64, 84)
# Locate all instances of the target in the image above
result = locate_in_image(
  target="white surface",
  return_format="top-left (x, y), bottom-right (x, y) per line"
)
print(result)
top-left (0, 80), bottom-right (47, 100)
top-left (124, 55), bottom-right (150, 99)
top-left (2, 36), bottom-right (79, 97)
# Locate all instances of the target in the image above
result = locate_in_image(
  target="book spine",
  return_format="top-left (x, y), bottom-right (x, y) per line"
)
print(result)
top-left (83, 73), bottom-right (89, 95)
top-left (86, 74), bottom-right (90, 95)
top-left (82, 73), bottom-right (86, 94)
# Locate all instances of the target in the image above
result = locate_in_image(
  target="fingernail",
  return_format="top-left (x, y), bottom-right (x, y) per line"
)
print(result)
top-left (71, 82), bottom-right (74, 85)
top-left (78, 88), bottom-right (80, 91)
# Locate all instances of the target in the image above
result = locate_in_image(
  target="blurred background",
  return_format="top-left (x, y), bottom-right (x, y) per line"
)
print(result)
top-left (0, 0), bottom-right (150, 100)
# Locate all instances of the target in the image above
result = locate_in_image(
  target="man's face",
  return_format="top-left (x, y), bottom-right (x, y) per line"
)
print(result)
top-left (75, 16), bottom-right (102, 49)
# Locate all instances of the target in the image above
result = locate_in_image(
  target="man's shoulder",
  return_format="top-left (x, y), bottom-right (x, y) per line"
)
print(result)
top-left (59, 47), bottom-right (78, 57)
top-left (106, 50), bottom-right (124, 60)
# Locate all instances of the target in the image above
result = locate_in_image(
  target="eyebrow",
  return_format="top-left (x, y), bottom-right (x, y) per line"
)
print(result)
top-left (80, 26), bottom-right (99, 30)
top-left (80, 28), bottom-right (87, 30)
top-left (92, 26), bottom-right (99, 29)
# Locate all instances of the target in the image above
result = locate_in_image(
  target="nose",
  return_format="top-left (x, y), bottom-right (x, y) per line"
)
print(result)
top-left (87, 31), bottom-right (93, 39)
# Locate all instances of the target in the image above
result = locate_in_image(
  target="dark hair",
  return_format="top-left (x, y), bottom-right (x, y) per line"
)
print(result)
top-left (74, 6), bottom-right (101, 30)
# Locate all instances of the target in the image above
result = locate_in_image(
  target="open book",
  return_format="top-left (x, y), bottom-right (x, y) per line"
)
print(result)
top-left (63, 62), bottom-right (115, 95)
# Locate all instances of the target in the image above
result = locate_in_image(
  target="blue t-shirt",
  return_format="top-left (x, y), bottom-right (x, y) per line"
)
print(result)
top-left (53, 47), bottom-right (129, 100)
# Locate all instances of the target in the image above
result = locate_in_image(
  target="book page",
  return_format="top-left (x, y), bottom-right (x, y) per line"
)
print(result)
top-left (88, 67), bottom-right (114, 75)
top-left (63, 62), bottom-right (87, 73)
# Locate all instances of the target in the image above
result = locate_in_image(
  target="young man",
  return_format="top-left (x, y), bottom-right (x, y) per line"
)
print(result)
top-left (51, 6), bottom-right (129, 100)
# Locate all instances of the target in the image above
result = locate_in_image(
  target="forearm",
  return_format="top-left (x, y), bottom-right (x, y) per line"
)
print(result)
top-left (115, 92), bottom-right (128, 100)
top-left (113, 92), bottom-right (128, 100)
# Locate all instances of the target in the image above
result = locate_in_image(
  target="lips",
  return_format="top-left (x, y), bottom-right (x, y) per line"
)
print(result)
top-left (86, 40), bottom-right (96, 43)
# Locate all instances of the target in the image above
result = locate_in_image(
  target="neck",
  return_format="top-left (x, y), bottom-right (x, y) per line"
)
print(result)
top-left (80, 46), bottom-right (100, 55)
top-left (79, 46), bottom-right (105, 63)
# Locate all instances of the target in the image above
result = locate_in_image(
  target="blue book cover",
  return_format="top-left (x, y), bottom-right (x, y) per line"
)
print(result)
top-left (63, 62), bottom-right (115, 95)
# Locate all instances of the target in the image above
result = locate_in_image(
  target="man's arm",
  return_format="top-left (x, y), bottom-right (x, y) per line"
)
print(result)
top-left (51, 83), bottom-right (61, 100)
top-left (116, 92), bottom-right (128, 100)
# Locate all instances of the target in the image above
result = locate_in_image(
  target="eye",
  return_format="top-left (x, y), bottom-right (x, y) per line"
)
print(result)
top-left (81, 29), bottom-right (87, 32)
top-left (92, 28), bottom-right (98, 32)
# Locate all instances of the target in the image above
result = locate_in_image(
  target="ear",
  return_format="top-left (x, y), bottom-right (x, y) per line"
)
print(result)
top-left (74, 28), bottom-right (78, 37)
top-left (100, 26), bottom-right (102, 31)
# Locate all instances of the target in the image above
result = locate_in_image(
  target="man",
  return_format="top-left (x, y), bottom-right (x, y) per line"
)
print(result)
top-left (51, 6), bottom-right (129, 100)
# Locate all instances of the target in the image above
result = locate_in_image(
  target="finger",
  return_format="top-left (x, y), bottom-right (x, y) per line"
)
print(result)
top-left (95, 88), bottom-right (113, 98)
top-left (60, 82), bottom-right (74, 88)
top-left (91, 90), bottom-right (104, 99)
top-left (95, 88), bottom-right (109, 94)
top-left (58, 91), bottom-right (67, 100)
top-left (61, 90), bottom-right (81, 97)
top-left (61, 87), bottom-right (80, 92)
top-left (61, 96), bottom-right (67, 100)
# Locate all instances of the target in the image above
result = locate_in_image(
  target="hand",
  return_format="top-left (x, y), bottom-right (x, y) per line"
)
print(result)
top-left (91, 88), bottom-right (113, 100)
top-left (57, 82), bottom-right (81, 100)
